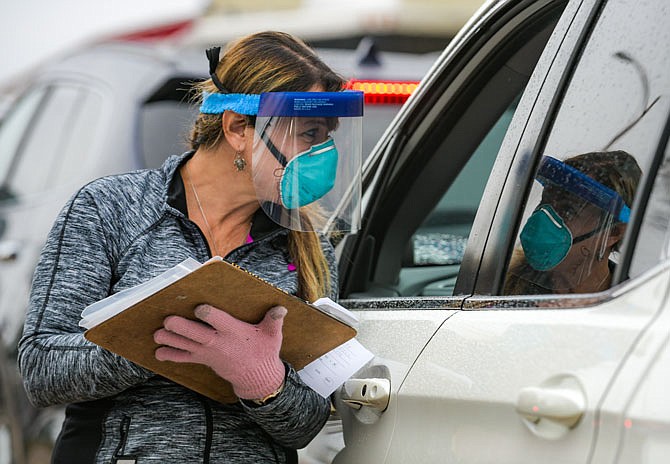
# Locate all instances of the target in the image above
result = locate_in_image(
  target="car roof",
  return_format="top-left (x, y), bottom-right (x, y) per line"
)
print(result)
top-left (315, 40), bottom-right (440, 82)
top-left (31, 42), bottom-right (206, 103)
top-left (29, 38), bottom-right (437, 101)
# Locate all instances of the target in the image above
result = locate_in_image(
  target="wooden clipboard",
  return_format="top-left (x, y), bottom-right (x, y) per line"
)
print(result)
top-left (84, 259), bottom-right (356, 403)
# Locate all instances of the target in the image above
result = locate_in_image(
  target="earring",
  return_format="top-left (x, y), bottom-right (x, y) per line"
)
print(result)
top-left (233, 151), bottom-right (247, 172)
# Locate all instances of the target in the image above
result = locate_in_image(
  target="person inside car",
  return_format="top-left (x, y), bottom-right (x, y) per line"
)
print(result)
top-left (504, 150), bottom-right (641, 295)
top-left (18, 31), bottom-right (362, 464)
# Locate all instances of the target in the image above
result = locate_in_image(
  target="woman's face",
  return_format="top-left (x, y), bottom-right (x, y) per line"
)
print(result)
top-left (248, 116), bottom-right (331, 203)
top-left (269, 117), bottom-right (331, 159)
top-left (249, 84), bottom-right (341, 203)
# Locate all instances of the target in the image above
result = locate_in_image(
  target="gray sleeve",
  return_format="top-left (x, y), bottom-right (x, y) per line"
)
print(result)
top-left (241, 366), bottom-right (331, 449)
top-left (17, 188), bottom-right (152, 408)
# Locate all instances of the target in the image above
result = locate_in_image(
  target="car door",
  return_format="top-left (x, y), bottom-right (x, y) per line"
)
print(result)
top-left (332, 0), bottom-right (569, 461)
top-left (334, 0), bottom-right (670, 462)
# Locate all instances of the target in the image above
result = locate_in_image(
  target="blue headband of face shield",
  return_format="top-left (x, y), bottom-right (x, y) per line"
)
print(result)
top-left (536, 156), bottom-right (631, 223)
top-left (199, 90), bottom-right (365, 116)
top-left (200, 92), bottom-right (261, 115)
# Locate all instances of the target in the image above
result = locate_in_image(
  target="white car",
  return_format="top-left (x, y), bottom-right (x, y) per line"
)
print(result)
top-left (331, 0), bottom-right (670, 462)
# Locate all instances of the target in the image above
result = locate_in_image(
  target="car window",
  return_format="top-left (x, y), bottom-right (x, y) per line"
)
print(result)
top-left (141, 100), bottom-right (197, 169)
top-left (412, 95), bottom-right (520, 266)
top-left (342, 2), bottom-right (568, 298)
top-left (502, 0), bottom-right (670, 296)
top-left (48, 88), bottom-right (104, 188)
top-left (139, 77), bottom-right (200, 169)
top-left (403, 95), bottom-right (521, 296)
top-left (0, 87), bottom-right (48, 198)
top-left (5, 85), bottom-right (86, 199)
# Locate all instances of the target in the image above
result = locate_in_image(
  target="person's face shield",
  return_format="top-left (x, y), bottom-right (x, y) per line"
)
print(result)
top-left (251, 91), bottom-right (363, 232)
top-left (518, 156), bottom-right (630, 290)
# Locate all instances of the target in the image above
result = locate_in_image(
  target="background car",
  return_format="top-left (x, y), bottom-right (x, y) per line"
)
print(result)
top-left (0, 42), bottom-right (206, 464)
top-left (0, 39), bottom-right (435, 463)
top-left (331, 0), bottom-right (670, 462)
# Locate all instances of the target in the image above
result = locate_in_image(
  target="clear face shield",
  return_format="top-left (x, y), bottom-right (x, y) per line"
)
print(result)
top-left (251, 91), bottom-right (363, 232)
top-left (514, 156), bottom-right (630, 292)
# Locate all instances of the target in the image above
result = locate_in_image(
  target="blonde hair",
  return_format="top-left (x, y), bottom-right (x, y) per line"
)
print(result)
top-left (189, 31), bottom-right (344, 301)
top-left (563, 150), bottom-right (641, 210)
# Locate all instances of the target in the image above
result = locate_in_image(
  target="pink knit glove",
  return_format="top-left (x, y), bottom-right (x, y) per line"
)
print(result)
top-left (153, 304), bottom-right (287, 400)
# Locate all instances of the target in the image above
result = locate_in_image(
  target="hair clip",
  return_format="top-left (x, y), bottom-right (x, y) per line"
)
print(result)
top-left (205, 47), bottom-right (230, 94)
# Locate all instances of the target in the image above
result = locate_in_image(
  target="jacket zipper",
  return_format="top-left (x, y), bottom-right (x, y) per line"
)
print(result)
top-left (198, 396), bottom-right (213, 464)
top-left (112, 416), bottom-right (132, 459)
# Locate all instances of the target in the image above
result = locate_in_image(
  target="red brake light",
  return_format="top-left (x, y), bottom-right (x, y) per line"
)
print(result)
top-left (112, 19), bottom-right (193, 42)
top-left (345, 79), bottom-right (420, 105)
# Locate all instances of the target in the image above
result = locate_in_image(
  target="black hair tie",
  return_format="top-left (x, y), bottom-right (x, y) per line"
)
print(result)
top-left (205, 47), bottom-right (230, 93)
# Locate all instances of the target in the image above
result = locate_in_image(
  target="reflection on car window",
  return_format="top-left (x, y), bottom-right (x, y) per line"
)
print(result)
top-left (505, 152), bottom-right (641, 295)
top-left (502, 0), bottom-right (670, 296)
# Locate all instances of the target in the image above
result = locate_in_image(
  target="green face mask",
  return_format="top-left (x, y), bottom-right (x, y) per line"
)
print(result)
top-left (279, 137), bottom-right (339, 209)
top-left (520, 204), bottom-right (609, 271)
top-left (520, 205), bottom-right (573, 271)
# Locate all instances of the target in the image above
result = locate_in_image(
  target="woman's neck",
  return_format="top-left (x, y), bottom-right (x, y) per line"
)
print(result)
top-left (183, 148), bottom-right (258, 256)
top-left (185, 147), bottom-right (258, 226)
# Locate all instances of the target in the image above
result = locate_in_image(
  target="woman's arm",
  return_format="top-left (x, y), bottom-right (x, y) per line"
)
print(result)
top-left (17, 188), bottom-right (151, 407)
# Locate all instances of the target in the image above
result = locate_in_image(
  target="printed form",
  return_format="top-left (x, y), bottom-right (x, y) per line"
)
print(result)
top-left (298, 338), bottom-right (374, 398)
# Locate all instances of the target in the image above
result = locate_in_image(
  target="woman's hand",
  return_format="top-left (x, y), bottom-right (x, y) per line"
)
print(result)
top-left (154, 304), bottom-right (287, 400)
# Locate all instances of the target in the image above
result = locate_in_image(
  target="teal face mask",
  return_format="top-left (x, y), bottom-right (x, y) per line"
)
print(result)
top-left (520, 204), bottom-right (607, 271)
top-left (520, 205), bottom-right (573, 271)
top-left (279, 138), bottom-right (338, 209)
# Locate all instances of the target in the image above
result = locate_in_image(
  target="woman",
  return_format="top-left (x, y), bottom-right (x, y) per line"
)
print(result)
top-left (504, 150), bottom-right (641, 295)
top-left (18, 31), bottom-right (363, 463)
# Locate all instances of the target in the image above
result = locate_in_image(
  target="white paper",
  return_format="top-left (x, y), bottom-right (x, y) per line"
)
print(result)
top-left (79, 257), bottom-right (214, 329)
top-left (311, 297), bottom-right (359, 328)
top-left (298, 338), bottom-right (374, 398)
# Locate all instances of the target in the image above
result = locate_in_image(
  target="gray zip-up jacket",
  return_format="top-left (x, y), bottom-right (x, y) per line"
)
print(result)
top-left (17, 152), bottom-right (333, 463)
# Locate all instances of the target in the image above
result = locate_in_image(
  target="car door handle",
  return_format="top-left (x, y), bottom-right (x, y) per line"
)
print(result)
top-left (341, 378), bottom-right (390, 412)
top-left (516, 384), bottom-right (585, 431)
top-left (0, 240), bottom-right (20, 262)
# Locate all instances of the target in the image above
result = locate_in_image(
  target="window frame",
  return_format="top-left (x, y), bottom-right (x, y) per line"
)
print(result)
top-left (617, 107), bottom-right (670, 281)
